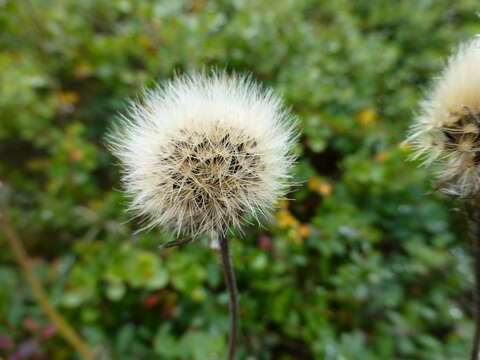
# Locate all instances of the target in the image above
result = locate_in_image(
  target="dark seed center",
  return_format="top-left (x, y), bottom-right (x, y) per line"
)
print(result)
top-left (443, 112), bottom-right (480, 164)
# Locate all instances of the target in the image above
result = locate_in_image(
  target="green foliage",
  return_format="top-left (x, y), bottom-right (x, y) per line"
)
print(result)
top-left (1, 0), bottom-right (480, 358)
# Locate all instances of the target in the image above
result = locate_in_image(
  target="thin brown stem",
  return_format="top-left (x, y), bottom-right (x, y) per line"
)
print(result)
top-left (218, 233), bottom-right (239, 360)
top-left (471, 220), bottom-right (480, 360)
top-left (0, 204), bottom-right (96, 360)
top-left (161, 237), bottom-right (193, 249)
top-left (465, 200), bottom-right (480, 360)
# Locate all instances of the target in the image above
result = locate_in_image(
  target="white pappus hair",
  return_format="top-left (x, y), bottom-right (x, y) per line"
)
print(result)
top-left (107, 71), bottom-right (297, 238)
top-left (408, 37), bottom-right (480, 197)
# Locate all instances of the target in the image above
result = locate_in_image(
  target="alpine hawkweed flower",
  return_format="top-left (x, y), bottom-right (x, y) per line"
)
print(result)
top-left (108, 71), bottom-right (297, 360)
top-left (409, 38), bottom-right (480, 197)
top-left (408, 37), bottom-right (480, 360)
top-left (107, 71), bottom-right (297, 238)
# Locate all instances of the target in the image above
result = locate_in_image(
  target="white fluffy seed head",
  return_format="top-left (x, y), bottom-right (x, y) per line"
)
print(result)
top-left (408, 37), bottom-right (480, 197)
top-left (107, 71), bottom-right (297, 238)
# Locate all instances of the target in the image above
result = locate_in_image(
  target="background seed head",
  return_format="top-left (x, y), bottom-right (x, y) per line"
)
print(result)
top-left (107, 71), bottom-right (297, 238)
top-left (409, 37), bottom-right (480, 197)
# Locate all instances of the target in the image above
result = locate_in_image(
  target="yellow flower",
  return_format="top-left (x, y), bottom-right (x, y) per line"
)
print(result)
top-left (57, 91), bottom-right (79, 106)
top-left (69, 148), bottom-right (84, 162)
top-left (297, 224), bottom-right (310, 238)
top-left (357, 108), bottom-right (377, 127)
top-left (375, 150), bottom-right (390, 163)
top-left (308, 176), bottom-right (333, 196)
top-left (289, 228), bottom-right (303, 245)
top-left (277, 209), bottom-right (299, 229)
top-left (74, 63), bottom-right (92, 79)
top-left (289, 225), bottom-right (310, 245)
top-left (277, 209), bottom-right (310, 245)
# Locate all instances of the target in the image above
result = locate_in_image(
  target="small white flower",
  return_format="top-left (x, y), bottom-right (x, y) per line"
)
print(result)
top-left (408, 37), bottom-right (480, 197)
top-left (108, 71), bottom-right (297, 238)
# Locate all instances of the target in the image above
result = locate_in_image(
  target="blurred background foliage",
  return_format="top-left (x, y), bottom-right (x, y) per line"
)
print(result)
top-left (1, 0), bottom-right (480, 359)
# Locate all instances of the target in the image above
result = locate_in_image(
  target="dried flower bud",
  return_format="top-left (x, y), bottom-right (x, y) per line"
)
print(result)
top-left (108, 71), bottom-right (297, 237)
top-left (409, 38), bottom-right (480, 197)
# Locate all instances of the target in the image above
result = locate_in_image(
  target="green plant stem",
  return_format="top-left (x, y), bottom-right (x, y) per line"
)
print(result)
top-left (0, 204), bottom-right (96, 360)
top-left (218, 233), bottom-right (239, 360)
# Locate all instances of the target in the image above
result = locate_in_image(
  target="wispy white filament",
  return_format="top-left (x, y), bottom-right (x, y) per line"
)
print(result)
top-left (108, 71), bottom-right (297, 237)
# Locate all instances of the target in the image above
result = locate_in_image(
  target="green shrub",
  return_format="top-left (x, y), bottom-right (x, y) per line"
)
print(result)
top-left (1, 0), bottom-right (479, 358)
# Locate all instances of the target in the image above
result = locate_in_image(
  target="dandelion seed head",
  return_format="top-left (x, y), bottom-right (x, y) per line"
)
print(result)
top-left (107, 71), bottom-right (297, 237)
top-left (409, 37), bottom-right (480, 197)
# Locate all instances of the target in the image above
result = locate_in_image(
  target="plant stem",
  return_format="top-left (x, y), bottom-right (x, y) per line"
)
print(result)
top-left (0, 204), bottom-right (96, 360)
top-left (218, 233), bottom-right (239, 360)
top-left (465, 200), bottom-right (480, 360)
top-left (161, 237), bottom-right (193, 249)
top-left (471, 219), bottom-right (480, 360)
